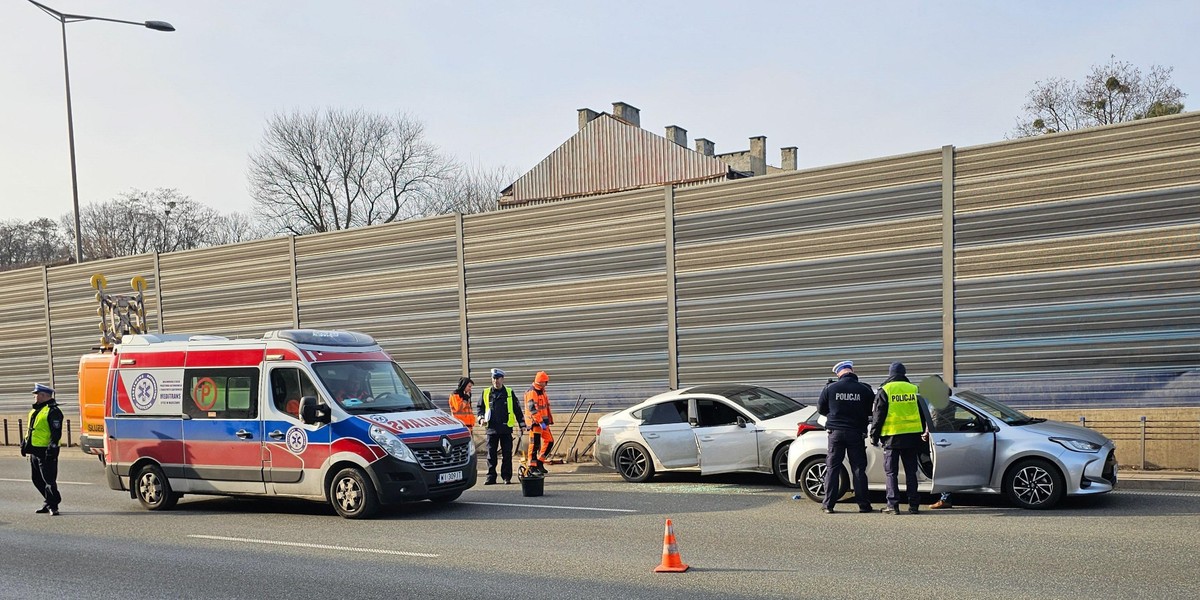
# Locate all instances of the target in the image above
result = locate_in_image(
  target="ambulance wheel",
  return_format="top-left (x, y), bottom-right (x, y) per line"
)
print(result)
top-left (616, 443), bottom-right (654, 483)
top-left (330, 467), bottom-right (379, 519)
top-left (135, 464), bottom-right (178, 511)
top-left (429, 491), bottom-right (462, 503)
top-left (798, 457), bottom-right (849, 503)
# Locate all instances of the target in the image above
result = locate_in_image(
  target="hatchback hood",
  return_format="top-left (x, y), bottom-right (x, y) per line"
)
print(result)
top-left (1019, 419), bottom-right (1111, 446)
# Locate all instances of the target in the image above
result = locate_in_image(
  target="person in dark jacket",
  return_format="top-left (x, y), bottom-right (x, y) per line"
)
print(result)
top-left (477, 369), bottom-right (525, 485)
top-left (869, 362), bottom-right (931, 514)
top-left (23, 383), bottom-right (64, 515)
top-left (817, 360), bottom-right (874, 514)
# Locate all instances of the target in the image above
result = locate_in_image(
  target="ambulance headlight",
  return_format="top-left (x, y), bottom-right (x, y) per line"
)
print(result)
top-left (369, 425), bottom-right (417, 463)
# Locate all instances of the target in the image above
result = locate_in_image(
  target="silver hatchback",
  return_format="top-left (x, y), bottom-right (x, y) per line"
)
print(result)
top-left (786, 377), bottom-right (1118, 509)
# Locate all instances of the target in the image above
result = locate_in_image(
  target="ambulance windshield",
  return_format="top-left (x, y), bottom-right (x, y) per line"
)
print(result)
top-left (312, 361), bottom-right (434, 413)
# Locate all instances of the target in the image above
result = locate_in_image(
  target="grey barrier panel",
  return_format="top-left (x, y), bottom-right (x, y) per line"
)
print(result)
top-left (0, 268), bottom-right (53, 414)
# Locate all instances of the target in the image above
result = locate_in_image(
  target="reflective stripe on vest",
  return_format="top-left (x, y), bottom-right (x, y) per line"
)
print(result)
top-left (880, 381), bottom-right (923, 437)
top-left (27, 405), bottom-right (52, 447)
top-left (483, 387), bottom-right (517, 427)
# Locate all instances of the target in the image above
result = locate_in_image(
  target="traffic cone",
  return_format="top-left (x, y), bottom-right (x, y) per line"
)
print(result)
top-left (653, 518), bottom-right (689, 573)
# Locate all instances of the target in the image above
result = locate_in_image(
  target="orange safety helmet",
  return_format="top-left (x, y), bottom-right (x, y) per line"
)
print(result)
top-left (534, 371), bottom-right (550, 384)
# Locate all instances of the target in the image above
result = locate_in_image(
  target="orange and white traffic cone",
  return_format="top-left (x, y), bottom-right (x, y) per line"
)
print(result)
top-left (653, 518), bottom-right (689, 573)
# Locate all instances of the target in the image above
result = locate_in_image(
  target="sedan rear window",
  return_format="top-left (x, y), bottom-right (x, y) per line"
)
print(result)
top-left (636, 400), bottom-right (688, 425)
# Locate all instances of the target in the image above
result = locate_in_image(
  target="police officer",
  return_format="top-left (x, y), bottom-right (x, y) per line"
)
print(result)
top-left (869, 362), bottom-right (931, 515)
top-left (477, 369), bottom-right (525, 485)
top-left (817, 360), bottom-right (874, 514)
top-left (22, 383), bottom-right (64, 515)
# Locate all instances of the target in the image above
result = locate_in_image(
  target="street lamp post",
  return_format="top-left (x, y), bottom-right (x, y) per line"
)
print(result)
top-left (27, 0), bottom-right (174, 264)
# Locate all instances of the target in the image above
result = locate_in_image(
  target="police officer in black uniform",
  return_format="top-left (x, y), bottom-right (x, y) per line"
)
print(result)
top-left (817, 361), bottom-right (874, 514)
top-left (476, 369), bottom-right (525, 485)
top-left (22, 383), bottom-right (64, 515)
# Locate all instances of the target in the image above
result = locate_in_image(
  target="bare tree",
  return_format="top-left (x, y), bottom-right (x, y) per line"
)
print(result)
top-left (64, 188), bottom-right (225, 259)
top-left (0, 218), bottom-right (71, 271)
top-left (1013, 56), bottom-right (1186, 136)
top-left (249, 108), bottom-right (453, 234)
top-left (211, 212), bottom-right (272, 245)
top-left (424, 162), bottom-right (519, 216)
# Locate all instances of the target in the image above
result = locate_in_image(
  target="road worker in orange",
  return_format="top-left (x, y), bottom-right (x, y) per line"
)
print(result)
top-left (524, 371), bottom-right (555, 475)
top-left (449, 376), bottom-right (475, 431)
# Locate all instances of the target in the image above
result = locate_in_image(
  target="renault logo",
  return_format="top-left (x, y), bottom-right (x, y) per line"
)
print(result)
top-left (441, 436), bottom-right (452, 455)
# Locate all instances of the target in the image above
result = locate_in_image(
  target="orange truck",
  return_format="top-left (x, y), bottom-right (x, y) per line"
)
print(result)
top-left (78, 274), bottom-right (149, 462)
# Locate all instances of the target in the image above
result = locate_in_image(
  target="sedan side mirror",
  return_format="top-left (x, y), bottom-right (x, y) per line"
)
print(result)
top-left (299, 396), bottom-right (330, 425)
top-left (736, 416), bottom-right (747, 428)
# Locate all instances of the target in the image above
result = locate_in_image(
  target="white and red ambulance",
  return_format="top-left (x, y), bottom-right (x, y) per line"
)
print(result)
top-left (101, 328), bottom-right (476, 518)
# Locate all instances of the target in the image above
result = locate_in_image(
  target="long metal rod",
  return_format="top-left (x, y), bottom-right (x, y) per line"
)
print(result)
top-left (551, 395), bottom-right (584, 457)
top-left (566, 403), bottom-right (594, 462)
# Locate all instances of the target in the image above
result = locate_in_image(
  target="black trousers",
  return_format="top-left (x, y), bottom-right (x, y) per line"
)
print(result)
top-left (823, 429), bottom-right (870, 510)
top-left (29, 447), bottom-right (61, 509)
top-left (883, 446), bottom-right (921, 508)
top-left (485, 426), bottom-right (515, 482)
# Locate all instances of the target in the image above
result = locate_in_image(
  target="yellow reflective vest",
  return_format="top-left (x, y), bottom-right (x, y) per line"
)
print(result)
top-left (27, 403), bottom-right (55, 447)
top-left (483, 387), bottom-right (517, 427)
top-left (880, 381), bottom-right (923, 437)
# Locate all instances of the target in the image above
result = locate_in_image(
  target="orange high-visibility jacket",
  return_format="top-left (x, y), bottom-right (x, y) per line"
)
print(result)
top-left (524, 386), bottom-right (553, 428)
top-left (449, 393), bottom-right (475, 428)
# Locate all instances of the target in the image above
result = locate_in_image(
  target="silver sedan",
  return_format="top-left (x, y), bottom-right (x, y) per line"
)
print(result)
top-left (595, 384), bottom-right (817, 485)
top-left (786, 377), bottom-right (1118, 509)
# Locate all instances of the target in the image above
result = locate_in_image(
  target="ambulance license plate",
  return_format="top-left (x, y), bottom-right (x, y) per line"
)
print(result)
top-left (438, 471), bottom-right (463, 484)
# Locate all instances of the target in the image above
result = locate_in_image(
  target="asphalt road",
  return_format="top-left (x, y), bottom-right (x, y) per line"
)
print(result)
top-left (2, 456), bottom-right (1199, 600)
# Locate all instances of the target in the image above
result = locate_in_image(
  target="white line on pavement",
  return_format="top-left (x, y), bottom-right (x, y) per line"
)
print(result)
top-left (461, 501), bottom-right (635, 513)
top-left (0, 477), bottom-right (92, 486)
top-left (187, 535), bottom-right (439, 558)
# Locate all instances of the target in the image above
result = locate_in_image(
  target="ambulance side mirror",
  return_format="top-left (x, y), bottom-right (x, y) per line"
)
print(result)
top-left (299, 396), bottom-right (330, 425)
top-left (422, 390), bottom-right (432, 402)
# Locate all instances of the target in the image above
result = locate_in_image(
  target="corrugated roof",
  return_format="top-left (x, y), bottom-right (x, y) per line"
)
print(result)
top-left (501, 114), bottom-right (732, 206)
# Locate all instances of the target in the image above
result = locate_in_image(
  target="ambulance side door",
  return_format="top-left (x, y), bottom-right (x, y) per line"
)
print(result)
top-left (263, 365), bottom-right (330, 497)
top-left (181, 367), bottom-right (266, 494)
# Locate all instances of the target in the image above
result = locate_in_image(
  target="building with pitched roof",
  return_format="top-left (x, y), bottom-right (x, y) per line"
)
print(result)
top-left (499, 102), bottom-right (796, 208)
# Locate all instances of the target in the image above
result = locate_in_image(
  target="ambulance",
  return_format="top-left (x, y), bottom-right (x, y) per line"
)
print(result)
top-left (101, 328), bottom-right (477, 519)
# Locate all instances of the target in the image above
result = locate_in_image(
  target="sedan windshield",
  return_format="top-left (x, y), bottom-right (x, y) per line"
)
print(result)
top-left (312, 361), bottom-right (433, 414)
top-left (724, 386), bottom-right (805, 421)
top-left (956, 390), bottom-right (1041, 425)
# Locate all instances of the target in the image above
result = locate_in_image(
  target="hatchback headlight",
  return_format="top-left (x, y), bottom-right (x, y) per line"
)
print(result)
top-left (369, 425), bottom-right (417, 463)
top-left (1050, 437), bottom-right (1101, 453)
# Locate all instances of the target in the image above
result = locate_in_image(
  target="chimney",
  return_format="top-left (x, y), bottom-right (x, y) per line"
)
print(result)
top-left (781, 146), bottom-right (798, 171)
top-left (695, 138), bottom-right (715, 157)
top-left (749, 136), bottom-right (767, 176)
top-left (612, 102), bottom-right (640, 127)
top-left (665, 125), bottom-right (687, 147)
top-left (577, 108), bottom-right (599, 130)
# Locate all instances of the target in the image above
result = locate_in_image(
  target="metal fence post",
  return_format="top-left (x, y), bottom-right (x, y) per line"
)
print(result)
top-left (1140, 415), bottom-right (1147, 470)
top-left (1079, 416), bottom-right (1087, 428)
top-left (66, 419), bottom-right (73, 447)
top-left (17, 419), bottom-right (23, 445)
top-left (3, 418), bottom-right (7, 446)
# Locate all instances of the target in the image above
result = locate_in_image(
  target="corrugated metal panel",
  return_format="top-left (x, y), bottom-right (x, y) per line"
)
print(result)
top-left (295, 216), bottom-right (461, 391)
top-left (674, 150), bottom-right (944, 216)
top-left (674, 180), bottom-right (944, 391)
top-left (0, 268), bottom-right (51, 416)
top-left (158, 238), bottom-right (293, 337)
top-left (46, 255), bottom-right (159, 420)
top-left (464, 187), bottom-right (668, 410)
top-left (955, 112), bottom-right (1200, 212)
top-left (955, 116), bottom-right (1200, 408)
top-left (506, 115), bottom-right (729, 205)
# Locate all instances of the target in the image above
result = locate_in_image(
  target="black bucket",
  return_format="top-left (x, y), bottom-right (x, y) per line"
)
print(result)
top-left (518, 468), bottom-right (544, 497)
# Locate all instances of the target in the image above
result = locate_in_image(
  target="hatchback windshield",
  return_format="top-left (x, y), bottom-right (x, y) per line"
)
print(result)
top-left (312, 361), bottom-right (433, 414)
top-left (956, 390), bottom-right (1039, 425)
top-left (725, 386), bottom-right (805, 421)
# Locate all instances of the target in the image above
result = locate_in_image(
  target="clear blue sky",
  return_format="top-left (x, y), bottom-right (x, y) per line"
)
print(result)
top-left (3, 0), bottom-right (1198, 221)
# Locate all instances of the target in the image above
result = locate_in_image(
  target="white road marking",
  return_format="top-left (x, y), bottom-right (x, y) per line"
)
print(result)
top-left (461, 501), bottom-right (636, 513)
top-left (187, 535), bottom-right (439, 558)
top-left (0, 477), bottom-right (92, 486)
